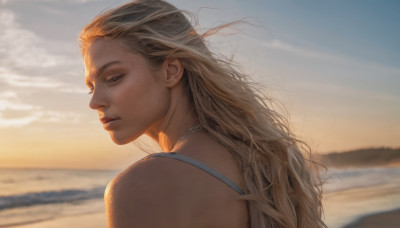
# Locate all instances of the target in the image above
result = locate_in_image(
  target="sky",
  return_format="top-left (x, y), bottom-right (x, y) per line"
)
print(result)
top-left (0, 0), bottom-right (399, 170)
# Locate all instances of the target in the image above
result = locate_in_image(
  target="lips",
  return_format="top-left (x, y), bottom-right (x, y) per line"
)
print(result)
top-left (100, 117), bottom-right (119, 124)
top-left (100, 116), bottom-right (121, 131)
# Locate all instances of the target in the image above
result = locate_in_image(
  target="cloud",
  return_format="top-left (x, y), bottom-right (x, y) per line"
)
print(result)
top-left (292, 81), bottom-right (399, 105)
top-left (38, 110), bottom-right (81, 123)
top-left (0, 8), bottom-right (87, 93)
top-left (68, 0), bottom-right (103, 2)
top-left (0, 98), bottom-right (41, 127)
top-left (0, 113), bottom-right (40, 127)
top-left (0, 99), bottom-right (40, 111)
top-left (0, 6), bottom-right (94, 129)
top-left (0, 94), bottom-right (40, 127)
top-left (1, 0), bottom-right (102, 5)
top-left (262, 39), bottom-right (332, 59)
top-left (0, 103), bottom-right (82, 127)
top-left (0, 9), bottom-right (68, 69)
top-left (261, 38), bottom-right (400, 76)
top-left (0, 110), bottom-right (79, 128)
top-left (59, 87), bottom-right (90, 94)
top-left (0, 91), bottom-right (18, 99)
top-left (0, 67), bottom-right (62, 88)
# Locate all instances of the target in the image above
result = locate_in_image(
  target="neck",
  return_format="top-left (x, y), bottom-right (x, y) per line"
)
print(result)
top-left (170, 124), bottom-right (202, 151)
top-left (157, 117), bottom-right (199, 152)
top-left (145, 84), bottom-right (198, 152)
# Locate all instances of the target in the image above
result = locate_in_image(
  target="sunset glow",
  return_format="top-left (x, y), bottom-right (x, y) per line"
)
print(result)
top-left (1, 0), bottom-right (399, 170)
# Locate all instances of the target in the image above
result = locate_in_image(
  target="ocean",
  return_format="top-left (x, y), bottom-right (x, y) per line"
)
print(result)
top-left (0, 168), bottom-right (118, 228)
top-left (322, 166), bottom-right (400, 227)
top-left (0, 166), bottom-right (399, 227)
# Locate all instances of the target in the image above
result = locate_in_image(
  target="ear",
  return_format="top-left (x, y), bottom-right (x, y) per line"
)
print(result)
top-left (160, 58), bottom-right (184, 88)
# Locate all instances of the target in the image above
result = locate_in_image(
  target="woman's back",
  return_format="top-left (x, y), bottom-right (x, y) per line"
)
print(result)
top-left (105, 131), bottom-right (248, 227)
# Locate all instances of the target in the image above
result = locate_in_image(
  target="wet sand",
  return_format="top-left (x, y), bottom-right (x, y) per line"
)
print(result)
top-left (343, 208), bottom-right (400, 228)
top-left (7, 212), bottom-right (106, 228)
top-left (5, 205), bottom-right (400, 228)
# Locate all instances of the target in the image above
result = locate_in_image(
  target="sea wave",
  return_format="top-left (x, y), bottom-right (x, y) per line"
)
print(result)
top-left (0, 186), bottom-right (105, 210)
top-left (322, 166), bottom-right (400, 193)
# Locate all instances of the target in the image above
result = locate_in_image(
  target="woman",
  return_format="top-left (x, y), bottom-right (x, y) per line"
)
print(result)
top-left (80, 0), bottom-right (326, 227)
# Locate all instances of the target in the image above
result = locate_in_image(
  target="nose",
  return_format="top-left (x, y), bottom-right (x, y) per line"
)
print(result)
top-left (89, 89), bottom-right (107, 110)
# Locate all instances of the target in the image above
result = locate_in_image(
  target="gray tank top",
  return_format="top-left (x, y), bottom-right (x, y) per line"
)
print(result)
top-left (150, 152), bottom-right (244, 195)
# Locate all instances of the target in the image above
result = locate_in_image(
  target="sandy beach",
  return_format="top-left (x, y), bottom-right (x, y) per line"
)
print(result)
top-left (8, 208), bottom-right (400, 228)
top-left (343, 208), bottom-right (400, 228)
top-left (7, 212), bottom-right (106, 228)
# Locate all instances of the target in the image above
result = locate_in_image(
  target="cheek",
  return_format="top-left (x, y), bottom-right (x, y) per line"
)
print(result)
top-left (107, 77), bottom-right (170, 144)
top-left (119, 77), bottom-right (170, 123)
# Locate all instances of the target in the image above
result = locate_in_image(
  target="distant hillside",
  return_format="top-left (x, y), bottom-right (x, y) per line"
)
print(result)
top-left (318, 147), bottom-right (400, 168)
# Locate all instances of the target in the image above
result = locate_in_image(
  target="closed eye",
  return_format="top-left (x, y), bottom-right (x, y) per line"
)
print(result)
top-left (87, 74), bottom-right (123, 95)
top-left (107, 74), bottom-right (124, 84)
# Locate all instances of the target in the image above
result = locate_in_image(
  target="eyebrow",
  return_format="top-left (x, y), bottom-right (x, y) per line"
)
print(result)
top-left (86, 61), bottom-right (122, 86)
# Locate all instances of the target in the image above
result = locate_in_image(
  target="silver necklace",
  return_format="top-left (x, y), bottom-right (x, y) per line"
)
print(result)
top-left (171, 125), bottom-right (202, 151)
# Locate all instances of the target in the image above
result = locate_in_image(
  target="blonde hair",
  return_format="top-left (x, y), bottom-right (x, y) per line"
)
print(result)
top-left (80, 1), bottom-right (326, 227)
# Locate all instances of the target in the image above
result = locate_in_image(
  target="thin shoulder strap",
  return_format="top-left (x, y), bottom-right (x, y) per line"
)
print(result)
top-left (150, 152), bottom-right (244, 195)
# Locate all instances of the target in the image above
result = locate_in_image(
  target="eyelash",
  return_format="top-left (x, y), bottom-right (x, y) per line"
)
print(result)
top-left (107, 74), bottom-right (123, 84)
top-left (88, 74), bottom-right (124, 95)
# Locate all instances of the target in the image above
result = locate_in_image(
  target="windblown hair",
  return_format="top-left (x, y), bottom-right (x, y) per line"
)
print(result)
top-left (80, 1), bottom-right (326, 227)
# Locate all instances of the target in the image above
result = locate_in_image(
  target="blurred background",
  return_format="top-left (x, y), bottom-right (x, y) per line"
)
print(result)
top-left (0, 0), bottom-right (399, 227)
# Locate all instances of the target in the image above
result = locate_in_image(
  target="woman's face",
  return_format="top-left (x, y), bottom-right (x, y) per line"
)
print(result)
top-left (84, 39), bottom-right (170, 145)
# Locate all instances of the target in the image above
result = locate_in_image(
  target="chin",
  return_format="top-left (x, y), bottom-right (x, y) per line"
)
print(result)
top-left (110, 136), bottom-right (133, 145)
top-left (109, 132), bottom-right (138, 145)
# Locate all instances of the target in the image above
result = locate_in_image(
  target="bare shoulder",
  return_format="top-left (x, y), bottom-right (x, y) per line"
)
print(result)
top-left (104, 156), bottom-right (186, 227)
top-left (104, 154), bottom-right (248, 228)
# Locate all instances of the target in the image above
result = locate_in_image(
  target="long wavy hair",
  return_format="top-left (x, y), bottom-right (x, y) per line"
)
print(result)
top-left (79, 1), bottom-right (326, 227)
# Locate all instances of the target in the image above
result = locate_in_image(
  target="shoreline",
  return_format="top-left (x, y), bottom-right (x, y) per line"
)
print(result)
top-left (343, 208), bottom-right (400, 228)
top-left (6, 211), bottom-right (106, 228)
top-left (0, 198), bottom-right (106, 228)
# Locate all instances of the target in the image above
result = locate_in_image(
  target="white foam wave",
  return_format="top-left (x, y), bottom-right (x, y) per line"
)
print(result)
top-left (0, 187), bottom-right (105, 210)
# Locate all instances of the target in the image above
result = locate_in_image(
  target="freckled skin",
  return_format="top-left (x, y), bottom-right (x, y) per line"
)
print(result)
top-left (84, 39), bottom-right (170, 145)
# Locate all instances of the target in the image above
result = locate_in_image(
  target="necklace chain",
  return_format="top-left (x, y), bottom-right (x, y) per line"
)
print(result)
top-left (171, 125), bottom-right (202, 151)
